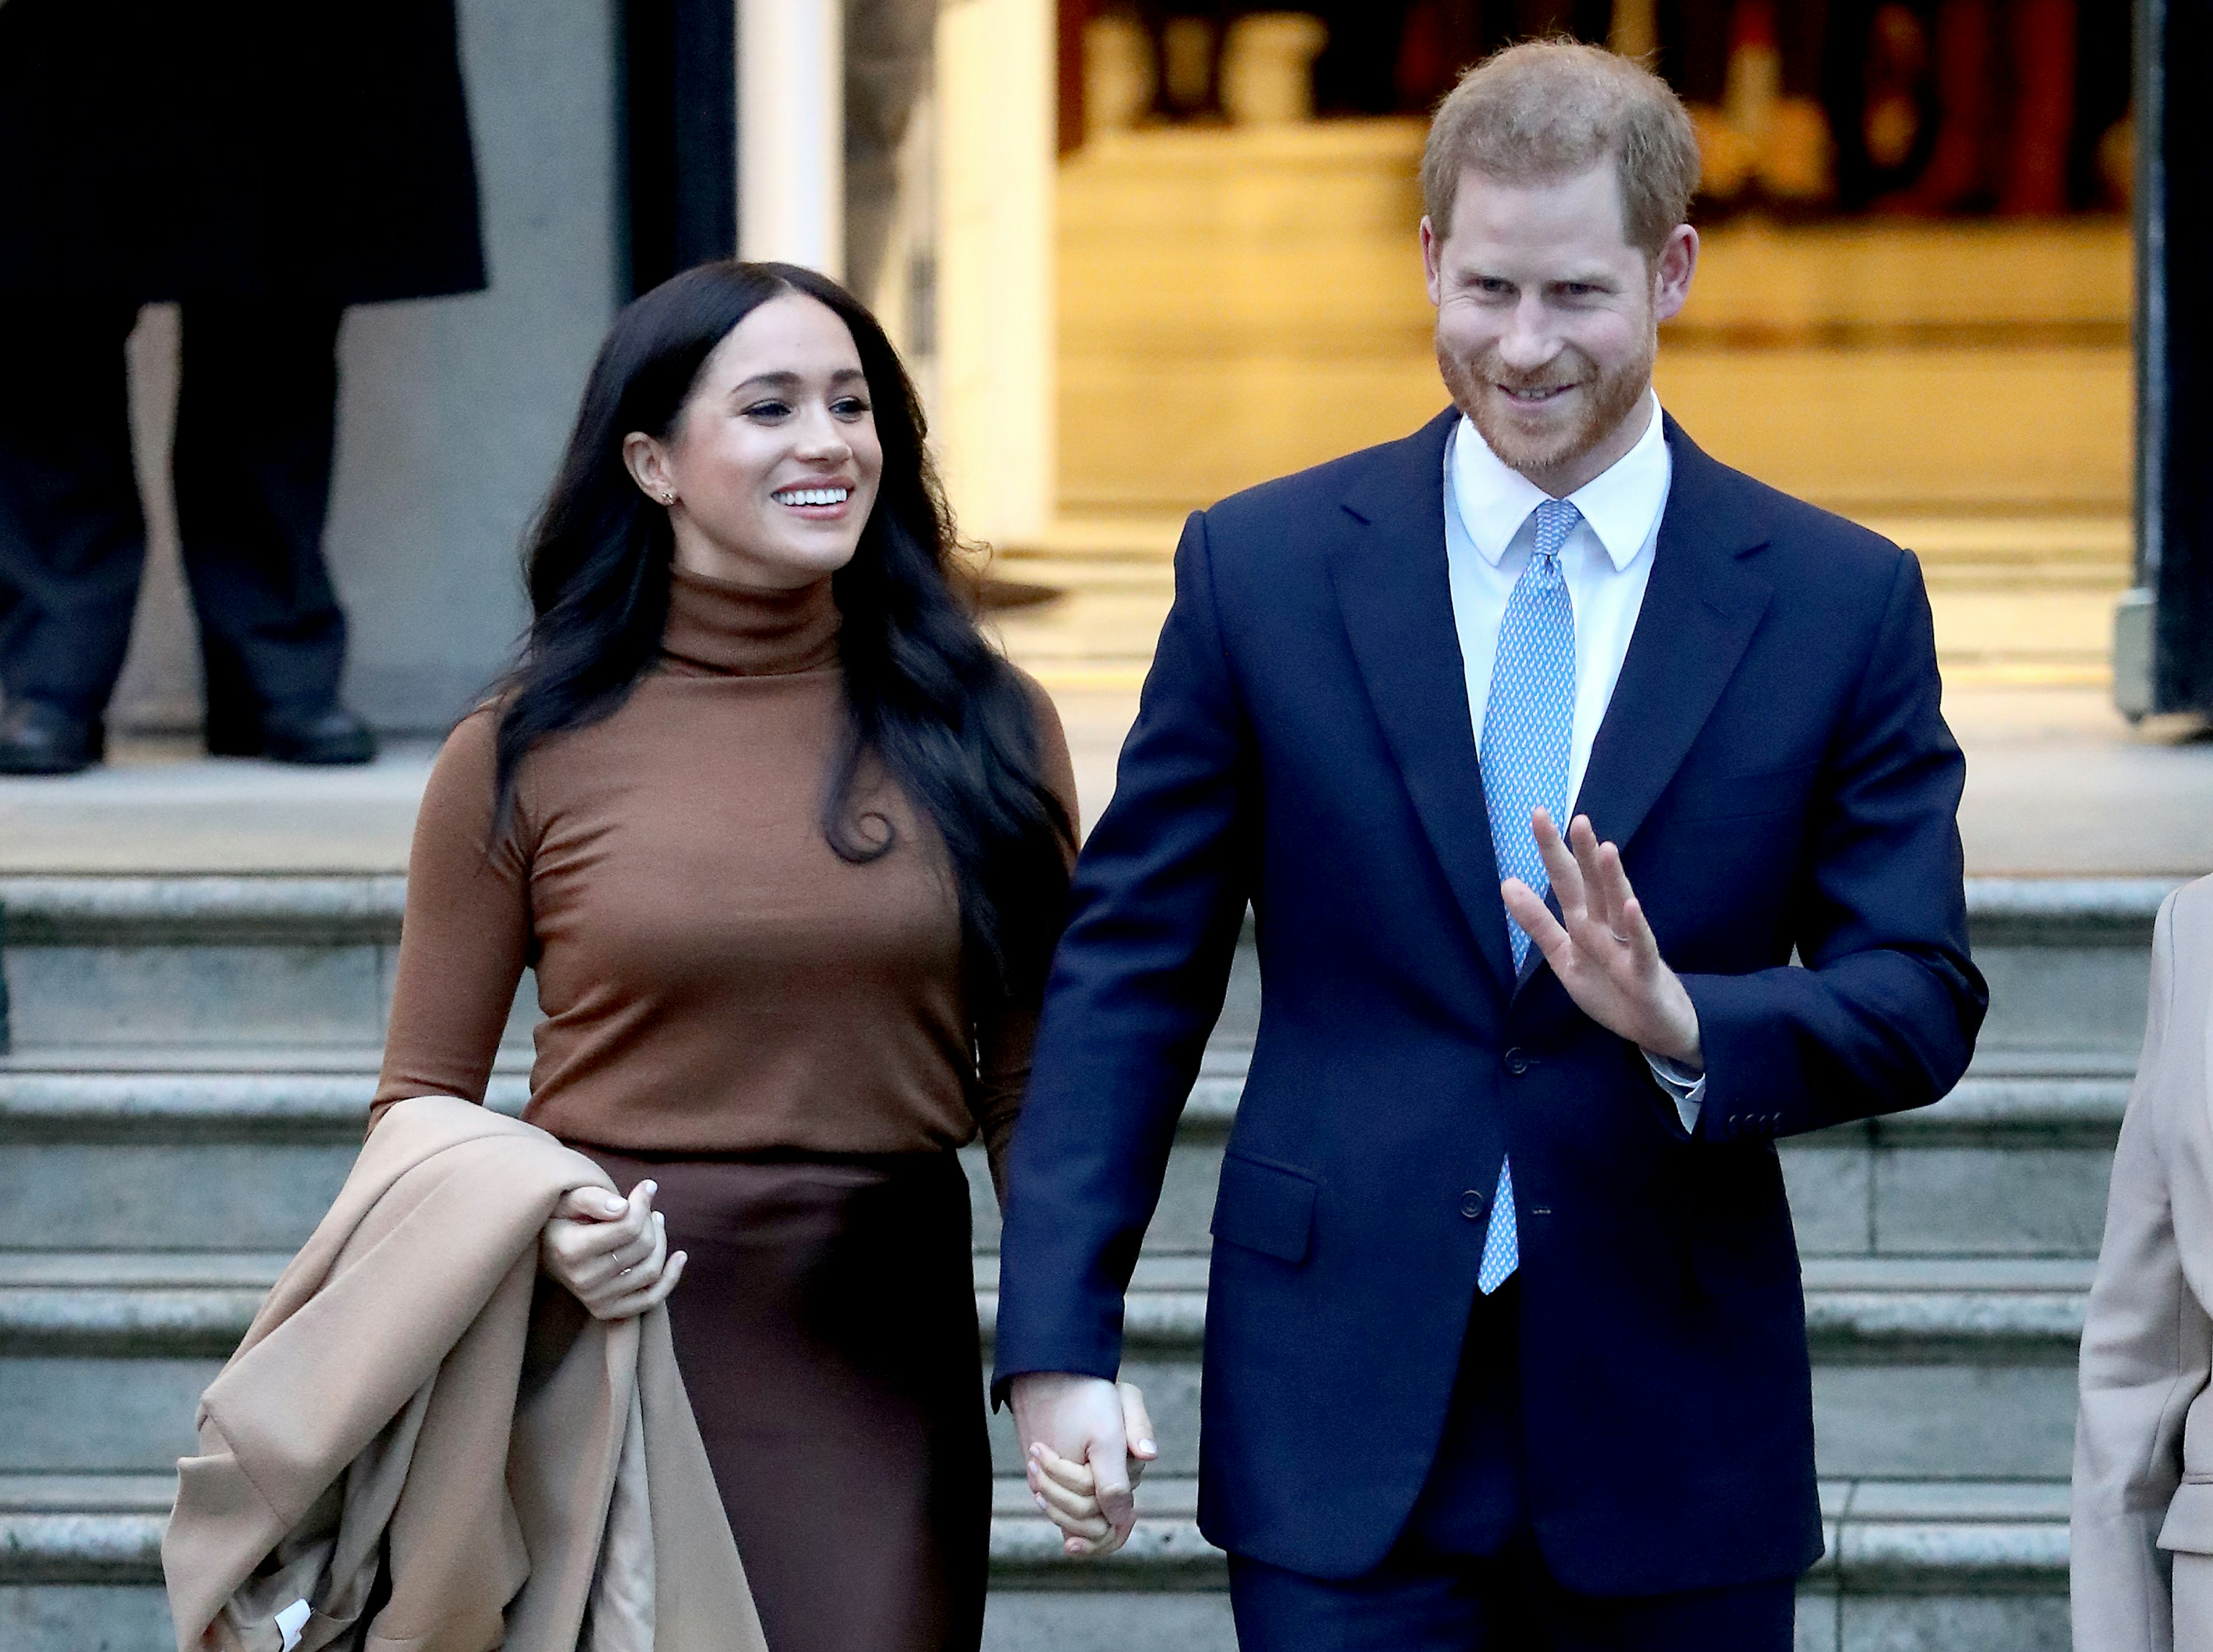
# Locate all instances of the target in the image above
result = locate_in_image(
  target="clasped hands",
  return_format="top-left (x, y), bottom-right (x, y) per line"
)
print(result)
top-left (1009, 1373), bottom-right (1160, 1556)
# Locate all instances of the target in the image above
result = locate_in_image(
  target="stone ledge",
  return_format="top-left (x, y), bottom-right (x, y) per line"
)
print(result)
top-left (1, 1251), bottom-right (2090, 1359)
top-left (0, 871), bottom-right (2170, 947)
top-left (0, 877), bottom-right (406, 945)
top-left (0, 1069), bottom-right (530, 1141)
top-left (0, 1053), bottom-right (2129, 1146)
top-left (0, 1476), bottom-right (2069, 1593)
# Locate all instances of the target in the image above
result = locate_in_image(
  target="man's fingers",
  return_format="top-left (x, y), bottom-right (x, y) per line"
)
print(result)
top-left (1618, 894), bottom-right (1661, 958)
top-left (1119, 1382), bottom-right (1158, 1479)
top-left (1582, 828), bottom-right (1641, 943)
top-left (1090, 1444), bottom-right (1136, 1534)
top-left (1502, 876), bottom-right (1572, 962)
top-left (1531, 809), bottom-right (1585, 914)
top-left (1565, 815), bottom-right (1616, 921)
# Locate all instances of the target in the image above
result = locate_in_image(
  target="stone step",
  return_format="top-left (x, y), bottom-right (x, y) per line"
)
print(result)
top-left (0, 873), bottom-right (2159, 1647)
top-left (0, 1252), bottom-right (2095, 1351)
top-left (0, 1045), bottom-right (2136, 1261)
top-left (0, 874), bottom-right (2173, 1056)
top-left (0, 1252), bottom-right (2094, 1483)
top-left (0, 1471), bottom-right (2070, 1652)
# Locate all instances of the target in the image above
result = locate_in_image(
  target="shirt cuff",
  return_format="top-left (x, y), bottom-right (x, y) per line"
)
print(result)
top-left (1643, 1050), bottom-right (1707, 1134)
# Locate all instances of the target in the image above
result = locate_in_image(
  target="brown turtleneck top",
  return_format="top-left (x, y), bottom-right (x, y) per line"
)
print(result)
top-left (373, 565), bottom-right (1076, 1189)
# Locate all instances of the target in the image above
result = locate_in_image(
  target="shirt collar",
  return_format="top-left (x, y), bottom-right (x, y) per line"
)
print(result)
top-left (1447, 391), bottom-right (1670, 572)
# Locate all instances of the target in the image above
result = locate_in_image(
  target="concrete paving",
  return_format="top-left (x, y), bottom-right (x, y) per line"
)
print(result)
top-left (0, 680), bottom-right (2201, 878)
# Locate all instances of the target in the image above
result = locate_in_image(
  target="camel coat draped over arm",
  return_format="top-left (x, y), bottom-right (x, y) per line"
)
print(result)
top-left (161, 1094), bottom-right (765, 1652)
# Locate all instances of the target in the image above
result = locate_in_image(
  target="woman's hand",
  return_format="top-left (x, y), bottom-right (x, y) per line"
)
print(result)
top-left (1013, 1376), bottom-right (1158, 1556)
top-left (541, 1179), bottom-right (687, 1319)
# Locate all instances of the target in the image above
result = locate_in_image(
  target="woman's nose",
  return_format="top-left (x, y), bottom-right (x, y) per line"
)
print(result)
top-left (792, 407), bottom-right (852, 460)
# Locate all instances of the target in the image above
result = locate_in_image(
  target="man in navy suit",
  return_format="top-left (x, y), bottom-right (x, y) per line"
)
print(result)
top-left (995, 39), bottom-right (1987, 1650)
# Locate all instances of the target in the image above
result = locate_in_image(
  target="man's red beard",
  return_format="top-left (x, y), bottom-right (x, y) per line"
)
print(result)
top-left (1437, 329), bottom-right (1656, 481)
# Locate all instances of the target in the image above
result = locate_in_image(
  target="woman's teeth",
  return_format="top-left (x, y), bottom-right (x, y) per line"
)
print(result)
top-left (774, 486), bottom-right (850, 506)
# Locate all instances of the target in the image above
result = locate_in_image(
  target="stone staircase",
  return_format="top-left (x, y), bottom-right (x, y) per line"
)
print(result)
top-left (0, 873), bottom-right (2173, 1650)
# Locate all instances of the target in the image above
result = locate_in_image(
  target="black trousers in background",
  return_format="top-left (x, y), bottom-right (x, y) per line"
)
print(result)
top-left (0, 297), bottom-right (348, 730)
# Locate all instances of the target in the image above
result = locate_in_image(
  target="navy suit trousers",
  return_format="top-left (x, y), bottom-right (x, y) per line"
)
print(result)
top-left (1228, 1548), bottom-right (1796, 1652)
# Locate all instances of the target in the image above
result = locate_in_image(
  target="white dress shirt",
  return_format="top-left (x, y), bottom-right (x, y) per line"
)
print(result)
top-left (1441, 393), bottom-right (1706, 1129)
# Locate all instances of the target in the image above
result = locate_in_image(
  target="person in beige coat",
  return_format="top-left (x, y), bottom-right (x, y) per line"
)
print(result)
top-left (2075, 873), bottom-right (2213, 1649)
top-left (161, 1094), bottom-right (765, 1652)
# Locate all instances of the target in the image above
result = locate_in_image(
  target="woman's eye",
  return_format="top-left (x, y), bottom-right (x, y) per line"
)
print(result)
top-left (832, 396), bottom-right (872, 419)
top-left (743, 400), bottom-right (792, 421)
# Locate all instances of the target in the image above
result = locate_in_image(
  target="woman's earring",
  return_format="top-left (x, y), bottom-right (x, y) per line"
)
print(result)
top-left (660, 492), bottom-right (677, 506)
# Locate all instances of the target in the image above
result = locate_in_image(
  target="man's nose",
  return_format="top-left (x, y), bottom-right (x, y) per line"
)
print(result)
top-left (1494, 293), bottom-right (1559, 372)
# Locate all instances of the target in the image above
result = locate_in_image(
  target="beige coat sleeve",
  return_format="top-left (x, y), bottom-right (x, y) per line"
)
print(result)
top-left (2075, 891), bottom-right (2203, 1652)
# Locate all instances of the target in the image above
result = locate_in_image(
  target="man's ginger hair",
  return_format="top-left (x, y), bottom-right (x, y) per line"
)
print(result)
top-left (1421, 39), bottom-right (1701, 258)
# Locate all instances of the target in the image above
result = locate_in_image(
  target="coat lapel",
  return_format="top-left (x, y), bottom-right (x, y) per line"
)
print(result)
top-left (1573, 418), bottom-right (1775, 857)
top-left (1326, 411), bottom-right (1520, 993)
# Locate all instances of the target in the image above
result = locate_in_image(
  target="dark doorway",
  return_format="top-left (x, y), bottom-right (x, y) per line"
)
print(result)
top-left (2133, 0), bottom-right (2213, 716)
top-left (622, 0), bottom-right (739, 297)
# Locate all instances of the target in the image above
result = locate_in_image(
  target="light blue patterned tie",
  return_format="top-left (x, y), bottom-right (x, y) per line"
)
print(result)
top-left (1475, 497), bottom-right (1580, 1295)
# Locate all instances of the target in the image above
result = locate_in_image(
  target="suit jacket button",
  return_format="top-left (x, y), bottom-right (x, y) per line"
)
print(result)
top-left (1460, 1190), bottom-right (1487, 1220)
top-left (1504, 1048), bottom-right (1530, 1076)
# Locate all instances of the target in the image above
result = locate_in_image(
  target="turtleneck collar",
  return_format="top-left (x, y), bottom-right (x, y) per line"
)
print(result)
top-left (661, 564), bottom-right (842, 676)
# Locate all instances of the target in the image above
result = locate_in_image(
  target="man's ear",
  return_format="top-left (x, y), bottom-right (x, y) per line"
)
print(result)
top-left (1421, 216), bottom-right (1444, 307)
top-left (1651, 223), bottom-right (1699, 325)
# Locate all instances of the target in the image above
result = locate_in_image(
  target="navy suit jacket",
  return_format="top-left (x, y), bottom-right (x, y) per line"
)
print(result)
top-left (993, 411), bottom-right (1988, 1593)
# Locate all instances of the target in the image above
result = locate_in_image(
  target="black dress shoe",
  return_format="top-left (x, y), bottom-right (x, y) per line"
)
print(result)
top-left (207, 704), bottom-right (377, 765)
top-left (0, 700), bottom-right (104, 775)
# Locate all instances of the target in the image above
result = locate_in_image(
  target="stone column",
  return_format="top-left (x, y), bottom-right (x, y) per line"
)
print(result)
top-left (933, 0), bottom-right (1056, 547)
top-left (739, 0), bottom-right (847, 275)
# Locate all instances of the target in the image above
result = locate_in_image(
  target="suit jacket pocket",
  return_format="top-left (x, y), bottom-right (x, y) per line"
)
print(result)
top-left (1665, 762), bottom-right (1819, 823)
top-left (1688, 1218), bottom-right (1802, 1298)
top-left (2161, 1481), bottom-right (2213, 1554)
top-left (1211, 1151), bottom-right (1318, 1265)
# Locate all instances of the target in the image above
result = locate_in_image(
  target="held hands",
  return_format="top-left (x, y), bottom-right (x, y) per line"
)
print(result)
top-left (541, 1180), bottom-right (688, 1320)
top-left (1009, 1373), bottom-right (1159, 1556)
top-left (1500, 810), bottom-right (1704, 1071)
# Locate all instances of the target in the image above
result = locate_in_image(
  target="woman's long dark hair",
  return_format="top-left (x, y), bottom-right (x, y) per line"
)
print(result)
top-left (493, 260), bottom-right (1074, 1011)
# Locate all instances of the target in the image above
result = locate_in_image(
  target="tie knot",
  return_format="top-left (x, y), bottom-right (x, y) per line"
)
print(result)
top-left (1530, 498), bottom-right (1581, 565)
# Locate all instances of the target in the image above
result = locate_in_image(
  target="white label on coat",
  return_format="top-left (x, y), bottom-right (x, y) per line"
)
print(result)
top-left (275, 1599), bottom-right (311, 1651)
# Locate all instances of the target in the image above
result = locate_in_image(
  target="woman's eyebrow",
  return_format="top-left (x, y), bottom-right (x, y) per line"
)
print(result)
top-left (730, 366), bottom-right (868, 394)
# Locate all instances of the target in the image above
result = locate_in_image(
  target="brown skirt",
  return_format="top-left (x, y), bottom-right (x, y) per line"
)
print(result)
top-left (586, 1146), bottom-right (988, 1652)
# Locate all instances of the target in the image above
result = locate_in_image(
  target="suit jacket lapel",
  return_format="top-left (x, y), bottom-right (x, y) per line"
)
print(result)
top-left (1573, 418), bottom-right (1776, 859)
top-left (1327, 412), bottom-right (1520, 993)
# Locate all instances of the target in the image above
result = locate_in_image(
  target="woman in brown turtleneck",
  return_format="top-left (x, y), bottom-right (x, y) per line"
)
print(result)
top-left (372, 262), bottom-right (1085, 1652)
